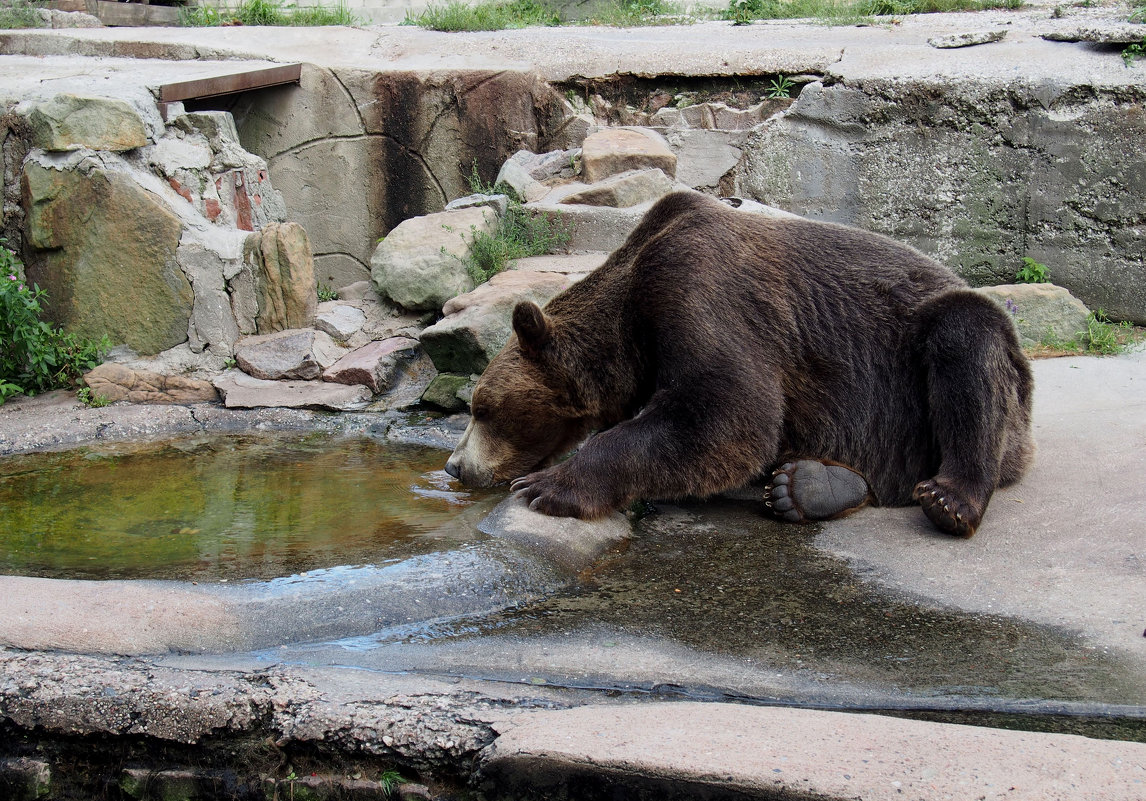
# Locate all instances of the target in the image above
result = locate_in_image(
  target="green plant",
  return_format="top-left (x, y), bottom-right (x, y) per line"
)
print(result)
top-left (181, 0), bottom-right (358, 26)
top-left (0, 243), bottom-right (110, 405)
top-left (1081, 309), bottom-right (1132, 355)
top-left (765, 74), bottom-right (795, 98)
top-left (459, 164), bottom-right (572, 284)
top-left (722, 0), bottom-right (1020, 25)
top-left (406, 0), bottom-right (559, 30)
top-left (379, 770), bottom-right (404, 796)
top-left (1130, 0), bottom-right (1144, 21)
top-left (317, 283), bottom-right (339, 302)
top-left (77, 386), bottom-right (111, 408)
top-left (1015, 257), bottom-right (1049, 284)
top-left (1123, 37), bottom-right (1145, 67)
top-left (0, 0), bottom-right (46, 28)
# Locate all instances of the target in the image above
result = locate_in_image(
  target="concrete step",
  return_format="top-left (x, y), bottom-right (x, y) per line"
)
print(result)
top-left (482, 701), bottom-right (1146, 801)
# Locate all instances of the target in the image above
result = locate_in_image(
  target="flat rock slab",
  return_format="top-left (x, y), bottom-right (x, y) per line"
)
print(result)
top-left (483, 702), bottom-right (1146, 800)
top-left (559, 168), bottom-right (674, 208)
top-left (235, 328), bottom-right (339, 381)
top-left (928, 29), bottom-right (1008, 48)
top-left (314, 301), bottom-right (367, 341)
top-left (212, 370), bottom-right (371, 410)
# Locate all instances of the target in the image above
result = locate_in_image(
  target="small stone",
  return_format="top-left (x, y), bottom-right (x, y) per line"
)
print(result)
top-left (928, 30), bottom-right (1007, 48)
top-left (315, 302), bottom-right (367, 341)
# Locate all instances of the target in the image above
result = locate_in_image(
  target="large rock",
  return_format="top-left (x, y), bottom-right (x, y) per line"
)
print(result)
top-left (21, 159), bottom-right (192, 355)
top-left (580, 128), bottom-right (677, 184)
top-left (246, 222), bottom-right (317, 334)
top-left (370, 206), bottom-right (497, 312)
top-left (419, 269), bottom-right (573, 375)
top-left (82, 363), bottom-right (218, 405)
top-left (976, 283), bottom-right (1091, 347)
top-left (212, 370), bottom-right (371, 410)
top-left (178, 238), bottom-right (242, 357)
top-left (18, 94), bottom-right (148, 152)
top-left (235, 329), bottom-right (341, 381)
top-left (560, 168), bottom-right (674, 208)
top-left (322, 336), bottom-right (422, 394)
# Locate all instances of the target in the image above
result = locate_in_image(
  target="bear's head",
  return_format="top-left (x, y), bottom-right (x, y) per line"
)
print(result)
top-left (444, 301), bottom-right (596, 488)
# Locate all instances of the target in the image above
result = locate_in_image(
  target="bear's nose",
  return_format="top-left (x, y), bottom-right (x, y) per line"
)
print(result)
top-left (444, 458), bottom-right (461, 480)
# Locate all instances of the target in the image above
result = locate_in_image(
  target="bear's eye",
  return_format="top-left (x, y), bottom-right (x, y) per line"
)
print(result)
top-left (471, 403), bottom-right (490, 422)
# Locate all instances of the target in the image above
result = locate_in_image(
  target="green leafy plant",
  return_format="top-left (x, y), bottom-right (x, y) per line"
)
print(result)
top-left (1123, 37), bottom-right (1145, 67)
top-left (76, 386), bottom-right (111, 408)
top-left (766, 74), bottom-right (795, 98)
top-left (181, 0), bottom-right (357, 26)
top-left (0, 243), bottom-right (110, 405)
top-left (459, 163), bottom-right (572, 284)
top-left (1130, 0), bottom-right (1144, 21)
top-left (0, 0), bottom-right (46, 28)
top-left (1081, 309), bottom-right (1133, 355)
top-left (317, 283), bottom-right (339, 302)
top-left (379, 770), bottom-right (404, 796)
top-left (1015, 257), bottom-right (1049, 284)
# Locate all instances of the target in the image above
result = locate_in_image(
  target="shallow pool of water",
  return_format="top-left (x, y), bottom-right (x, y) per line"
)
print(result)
top-left (0, 434), bottom-right (493, 582)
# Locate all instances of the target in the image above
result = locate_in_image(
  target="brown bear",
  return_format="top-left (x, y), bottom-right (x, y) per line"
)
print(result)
top-left (444, 191), bottom-right (1034, 537)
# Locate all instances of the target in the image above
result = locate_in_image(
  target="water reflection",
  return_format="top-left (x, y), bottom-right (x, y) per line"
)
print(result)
top-left (0, 435), bottom-right (492, 582)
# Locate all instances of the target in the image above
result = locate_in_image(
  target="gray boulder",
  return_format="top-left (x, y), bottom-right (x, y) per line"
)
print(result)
top-left (976, 283), bottom-right (1091, 347)
top-left (315, 302), bottom-right (367, 342)
top-left (560, 168), bottom-right (674, 208)
top-left (370, 207), bottom-right (497, 312)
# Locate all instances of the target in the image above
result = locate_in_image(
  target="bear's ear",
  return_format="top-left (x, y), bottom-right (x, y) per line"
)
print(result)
top-left (512, 301), bottom-right (550, 359)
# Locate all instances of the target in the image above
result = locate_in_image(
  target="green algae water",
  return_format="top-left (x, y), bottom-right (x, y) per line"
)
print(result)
top-left (0, 435), bottom-right (489, 582)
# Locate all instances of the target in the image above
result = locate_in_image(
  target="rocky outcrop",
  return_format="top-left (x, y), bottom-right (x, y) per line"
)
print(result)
top-left (20, 157), bottom-right (193, 355)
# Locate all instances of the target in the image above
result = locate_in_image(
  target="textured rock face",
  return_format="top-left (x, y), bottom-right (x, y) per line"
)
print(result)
top-left (321, 336), bottom-right (421, 393)
top-left (235, 329), bottom-right (339, 381)
top-left (370, 206), bottom-right (497, 312)
top-left (212, 370), bottom-right (371, 410)
top-left (18, 94), bottom-right (148, 152)
top-left (21, 159), bottom-right (193, 355)
top-left (560, 168), bottom-right (674, 208)
top-left (83, 363), bottom-right (218, 404)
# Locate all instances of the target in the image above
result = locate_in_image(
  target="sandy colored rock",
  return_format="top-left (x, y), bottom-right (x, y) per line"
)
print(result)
top-left (976, 282), bottom-right (1091, 347)
top-left (83, 363), bottom-right (218, 405)
top-left (212, 370), bottom-right (371, 410)
top-left (580, 128), bottom-right (677, 183)
top-left (250, 222), bottom-right (317, 334)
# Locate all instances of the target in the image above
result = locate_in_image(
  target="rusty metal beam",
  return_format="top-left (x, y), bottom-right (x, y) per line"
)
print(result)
top-left (158, 63), bottom-right (302, 104)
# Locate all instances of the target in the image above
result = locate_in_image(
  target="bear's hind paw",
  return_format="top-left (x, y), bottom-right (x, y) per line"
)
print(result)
top-left (764, 460), bottom-right (874, 524)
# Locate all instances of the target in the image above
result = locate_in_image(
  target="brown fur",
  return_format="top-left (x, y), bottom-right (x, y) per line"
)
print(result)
top-left (446, 192), bottom-right (1034, 535)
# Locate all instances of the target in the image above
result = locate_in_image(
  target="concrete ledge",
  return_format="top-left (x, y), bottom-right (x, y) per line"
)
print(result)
top-left (482, 702), bottom-right (1146, 800)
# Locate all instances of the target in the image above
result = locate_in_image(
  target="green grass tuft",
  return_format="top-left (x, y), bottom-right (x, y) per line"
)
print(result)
top-left (406, 0), bottom-right (559, 30)
top-left (181, 0), bottom-right (358, 26)
top-left (0, 0), bottom-right (46, 28)
top-left (724, 0), bottom-right (1022, 25)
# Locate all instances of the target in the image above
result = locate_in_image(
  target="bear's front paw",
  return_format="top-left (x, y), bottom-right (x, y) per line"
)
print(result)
top-left (913, 478), bottom-right (982, 538)
top-left (510, 467), bottom-right (613, 520)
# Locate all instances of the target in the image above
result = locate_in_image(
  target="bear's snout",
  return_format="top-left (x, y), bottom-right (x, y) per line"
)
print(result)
top-left (443, 459), bottom-right (461, 480)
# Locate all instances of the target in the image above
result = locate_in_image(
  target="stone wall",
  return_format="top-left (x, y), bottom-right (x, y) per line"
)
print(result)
top-left (733, 79), bottom-right (1146, 324)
